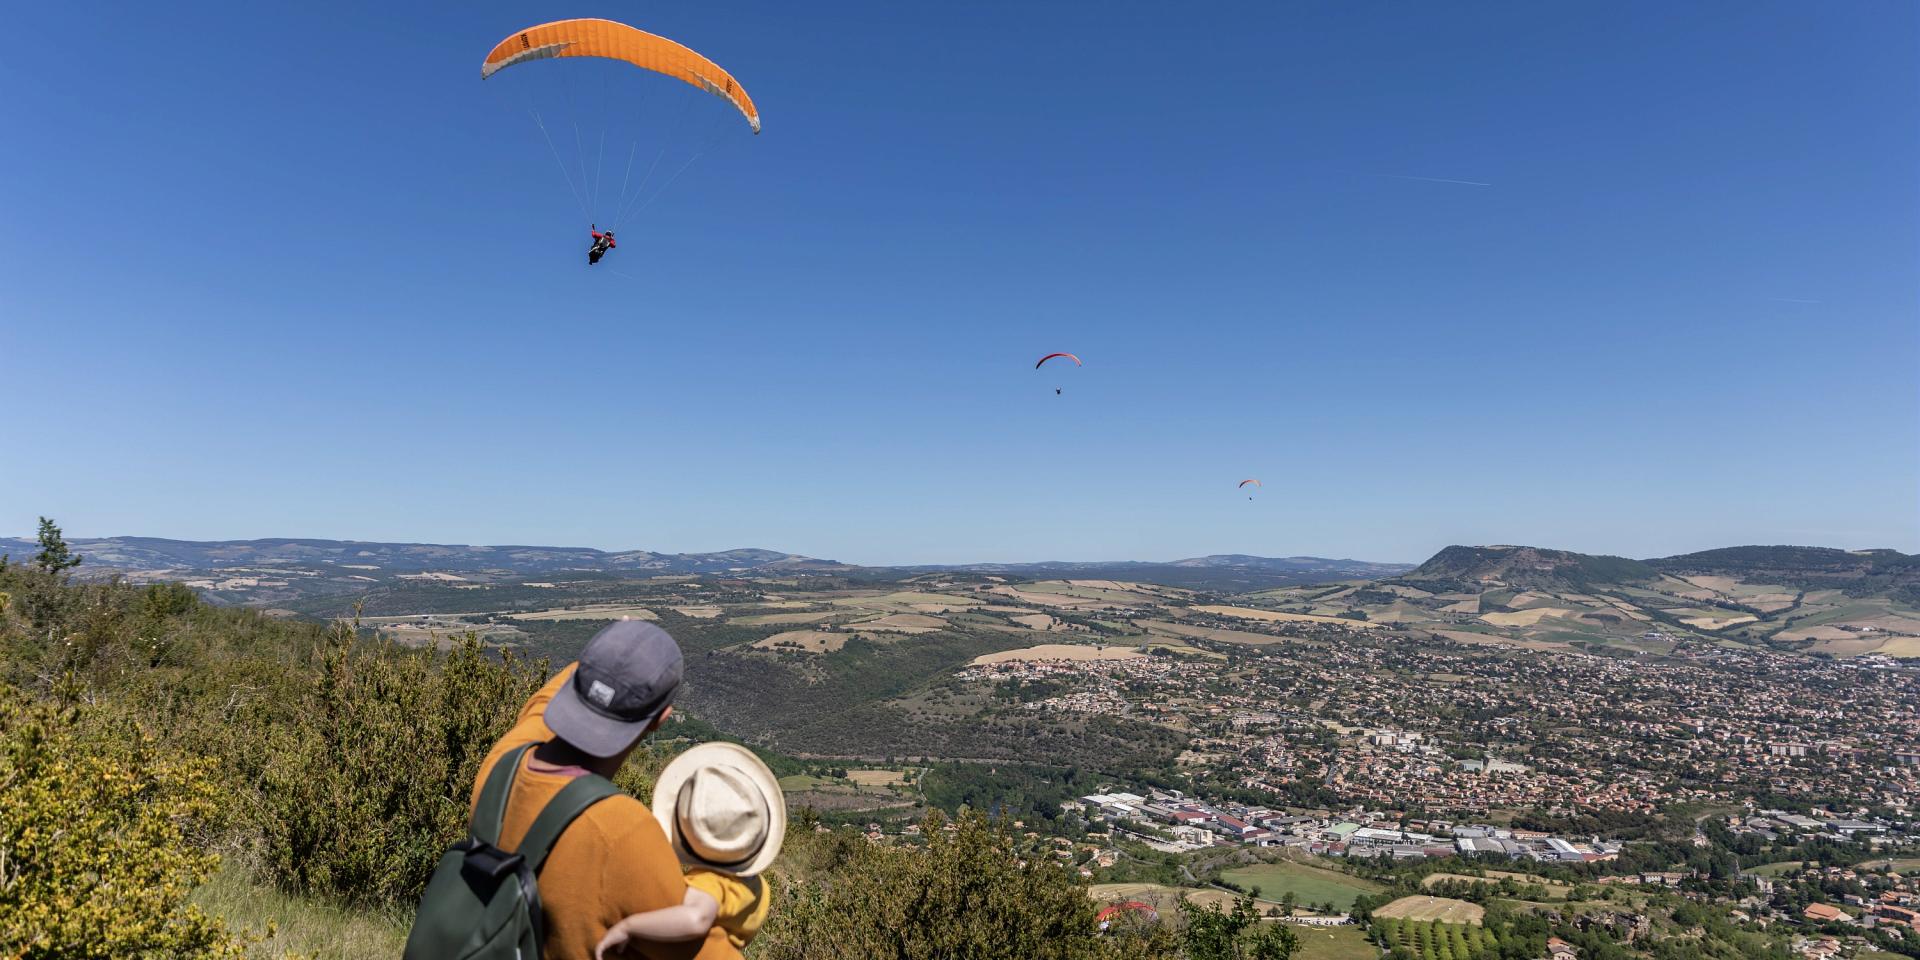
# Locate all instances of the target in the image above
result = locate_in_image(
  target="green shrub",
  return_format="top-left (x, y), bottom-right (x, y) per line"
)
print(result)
top-left (754, 809), bottom-right (1176, 960)
top-left (248, 625), bottom-right (548, 908)
top-left (0, 690), bottom-right (250, 958)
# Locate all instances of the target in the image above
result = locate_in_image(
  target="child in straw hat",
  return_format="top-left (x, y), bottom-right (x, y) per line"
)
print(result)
top-left (595, 742), bottom-right (785, 958)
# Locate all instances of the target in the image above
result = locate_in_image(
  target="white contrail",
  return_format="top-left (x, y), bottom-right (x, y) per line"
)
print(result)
top-left (1380, 174), bottom-right (1492, 187)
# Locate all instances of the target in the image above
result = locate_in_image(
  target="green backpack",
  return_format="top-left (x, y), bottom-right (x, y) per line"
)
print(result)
top-left (403, 743), bottom-right (620, 960)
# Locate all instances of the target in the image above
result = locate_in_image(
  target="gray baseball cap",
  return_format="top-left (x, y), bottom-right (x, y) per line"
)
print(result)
top-left (545, 620), bottom-right (685, 758)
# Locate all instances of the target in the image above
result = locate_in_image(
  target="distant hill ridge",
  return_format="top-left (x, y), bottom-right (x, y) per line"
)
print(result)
top-left (1407, 545), bottom-right (1656, 589)
top-left (0, 536), bottom-right (835, 575)
top-left (0, 535), bottom-right (1412, 585)
top-left (1404, 543), bottom-right (1916, 594)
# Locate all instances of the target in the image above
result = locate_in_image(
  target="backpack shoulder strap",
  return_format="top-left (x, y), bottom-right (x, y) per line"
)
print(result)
top-left (470, 742), bottom-right (537, 845)
top-left (513, 773), bottom-right (623, 874)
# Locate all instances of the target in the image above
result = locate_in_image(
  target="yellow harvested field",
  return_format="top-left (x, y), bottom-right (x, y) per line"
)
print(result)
top-left (970, 644), bottom-right (1145, 665)
top-left (1065, 579), bottom-right (1143, 591)
top-left (398, 572), bottom-right (468, 582)
top-left (1877, 637), bottom-right (1920, 658)
top-left (672, 606), bottom-right (724, 619)
top-left (1012, 613), bottom-right (1059, 630)
top-left (1809, 637), bottom-right (1886, 657)
top-left (831, 592), bottom-right (980, 612)
top-left (752, 630), bottom-right (848, 654)
top-left (846, 769), bottom-right (908, 787)
top-left (1440, 599), bottom-right (1481, 614)
top-left (1859, 616), bottom-right (1920, 634)
top-left (1778, 624), bottom-right (1856, 643)
top-left (510, 605), bottom-right (658, 621)
top-left (1681, 575), bottom-right (1740, 593)
top-left (1481, 608), bottom-right (1574, 627)
top-left (1373, 895), bottom-right (1483, 924)
top-left (1088, 883), bottom-right (1237, 911)
top-left (988, 586), bottom-right (1110, 608)
top-left (732, 612), bottom-right (838, 626)
top-left (856, 613), bottom-right (946, 633)
top-left (1024, 581), bottom-right (1166, 603)
top-left (1680, 614), bottom-right (1758, 630)
top-left (1192, 605), bottom-right (1382, 628)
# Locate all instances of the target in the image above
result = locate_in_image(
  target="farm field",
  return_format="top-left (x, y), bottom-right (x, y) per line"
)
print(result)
top-left (732, 611), bottom-right (837, 626)
top-left (845, 769), bottom-right (910, 787)
top-left (1291, 924), bottom-right (1376, 960)
top-left (970, 643), bottom-right (1145, 664)
top-left (1087, 882), bottom-right (1241, 912)
top-left (1372, 895), bottom-right (1484, 924)
top-left (753, 630), bottom-right (849, 654)
top-left (1192, 605), bottom-right (1384, 628)
top-left (1855, 857), bottom-right (1920, 874)
top-left (506, 604), bottom-right (657, 621)
top-left (1218, 861), bottom-right (1384, 912)
top-left (777, 774), bottom-right (838, 792)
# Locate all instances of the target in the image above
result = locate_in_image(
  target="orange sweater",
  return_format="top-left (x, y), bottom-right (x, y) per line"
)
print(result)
top-left (471, 664), bottom-right (741, 960)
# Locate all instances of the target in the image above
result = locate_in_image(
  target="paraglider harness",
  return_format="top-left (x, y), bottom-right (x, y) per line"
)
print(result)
top-left (588, 226), bottom-right (616, 265)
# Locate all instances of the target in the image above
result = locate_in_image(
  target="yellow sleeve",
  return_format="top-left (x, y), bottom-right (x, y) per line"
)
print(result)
top-left (683, 870), bottom-right (767, 948)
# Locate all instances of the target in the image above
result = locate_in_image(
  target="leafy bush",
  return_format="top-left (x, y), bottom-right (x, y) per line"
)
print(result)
top-left (0, 690), bottom-right (251, 958)
top-left (755, 809), bottom-right (1179, 960)
top-left (247, 624), bottom-right (548, 908)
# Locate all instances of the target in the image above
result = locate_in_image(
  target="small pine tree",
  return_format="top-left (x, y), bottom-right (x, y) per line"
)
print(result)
top-left (32, 517), bottom-right (81, 576)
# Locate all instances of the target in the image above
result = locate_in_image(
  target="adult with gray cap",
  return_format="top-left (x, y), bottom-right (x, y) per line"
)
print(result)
top-left (467, 619), bottom-right (741, 960)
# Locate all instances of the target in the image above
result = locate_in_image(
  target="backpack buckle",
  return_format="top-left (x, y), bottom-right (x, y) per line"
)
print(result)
top-left (457, 839), bottom-right (527, 882)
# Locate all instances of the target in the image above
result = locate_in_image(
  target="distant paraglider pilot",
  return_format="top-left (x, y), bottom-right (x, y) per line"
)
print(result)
top-left (1036, 352), bottom-right (1082, 395)
top-left (588, 225), bottom-right (616, 265)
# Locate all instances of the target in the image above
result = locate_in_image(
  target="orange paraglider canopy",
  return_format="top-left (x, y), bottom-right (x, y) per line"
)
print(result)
top-left (482, 18), bottom-right (760, 133)
top-left (1035, 352), bottom-right (1082, 369)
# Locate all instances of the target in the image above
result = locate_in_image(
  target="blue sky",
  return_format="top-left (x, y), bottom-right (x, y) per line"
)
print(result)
top-left (2, 1), bottom-right (1914, 564)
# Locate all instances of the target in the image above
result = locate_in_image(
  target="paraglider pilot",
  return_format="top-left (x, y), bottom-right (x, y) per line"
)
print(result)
top-left (589, 224), bottom-right (616, 265)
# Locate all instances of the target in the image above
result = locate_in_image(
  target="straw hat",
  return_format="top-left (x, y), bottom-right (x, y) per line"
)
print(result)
top-left (651, 742), bottom-right (786, 877)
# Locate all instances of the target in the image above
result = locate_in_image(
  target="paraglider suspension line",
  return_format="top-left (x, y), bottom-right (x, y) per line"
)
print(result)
top-left (630, 152), bottom-right (703, 220)
top-left (530, 109), bottom-right (591, 219)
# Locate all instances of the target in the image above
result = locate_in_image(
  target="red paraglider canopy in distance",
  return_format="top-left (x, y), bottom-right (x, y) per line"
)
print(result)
top-left (1238, 478), bottom-right (1262, 488)
top-left (1035, 352), bottom-right (1082, 369)
top-left (1096, 901), bottom-right (1158, 924)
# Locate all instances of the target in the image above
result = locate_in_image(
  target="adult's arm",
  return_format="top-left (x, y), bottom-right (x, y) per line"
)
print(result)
top-left (576, 799), bottom-right (743, 960)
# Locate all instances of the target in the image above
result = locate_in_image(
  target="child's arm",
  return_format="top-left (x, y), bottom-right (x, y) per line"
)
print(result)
top-left (595, 886), bottom-right (719, 959)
